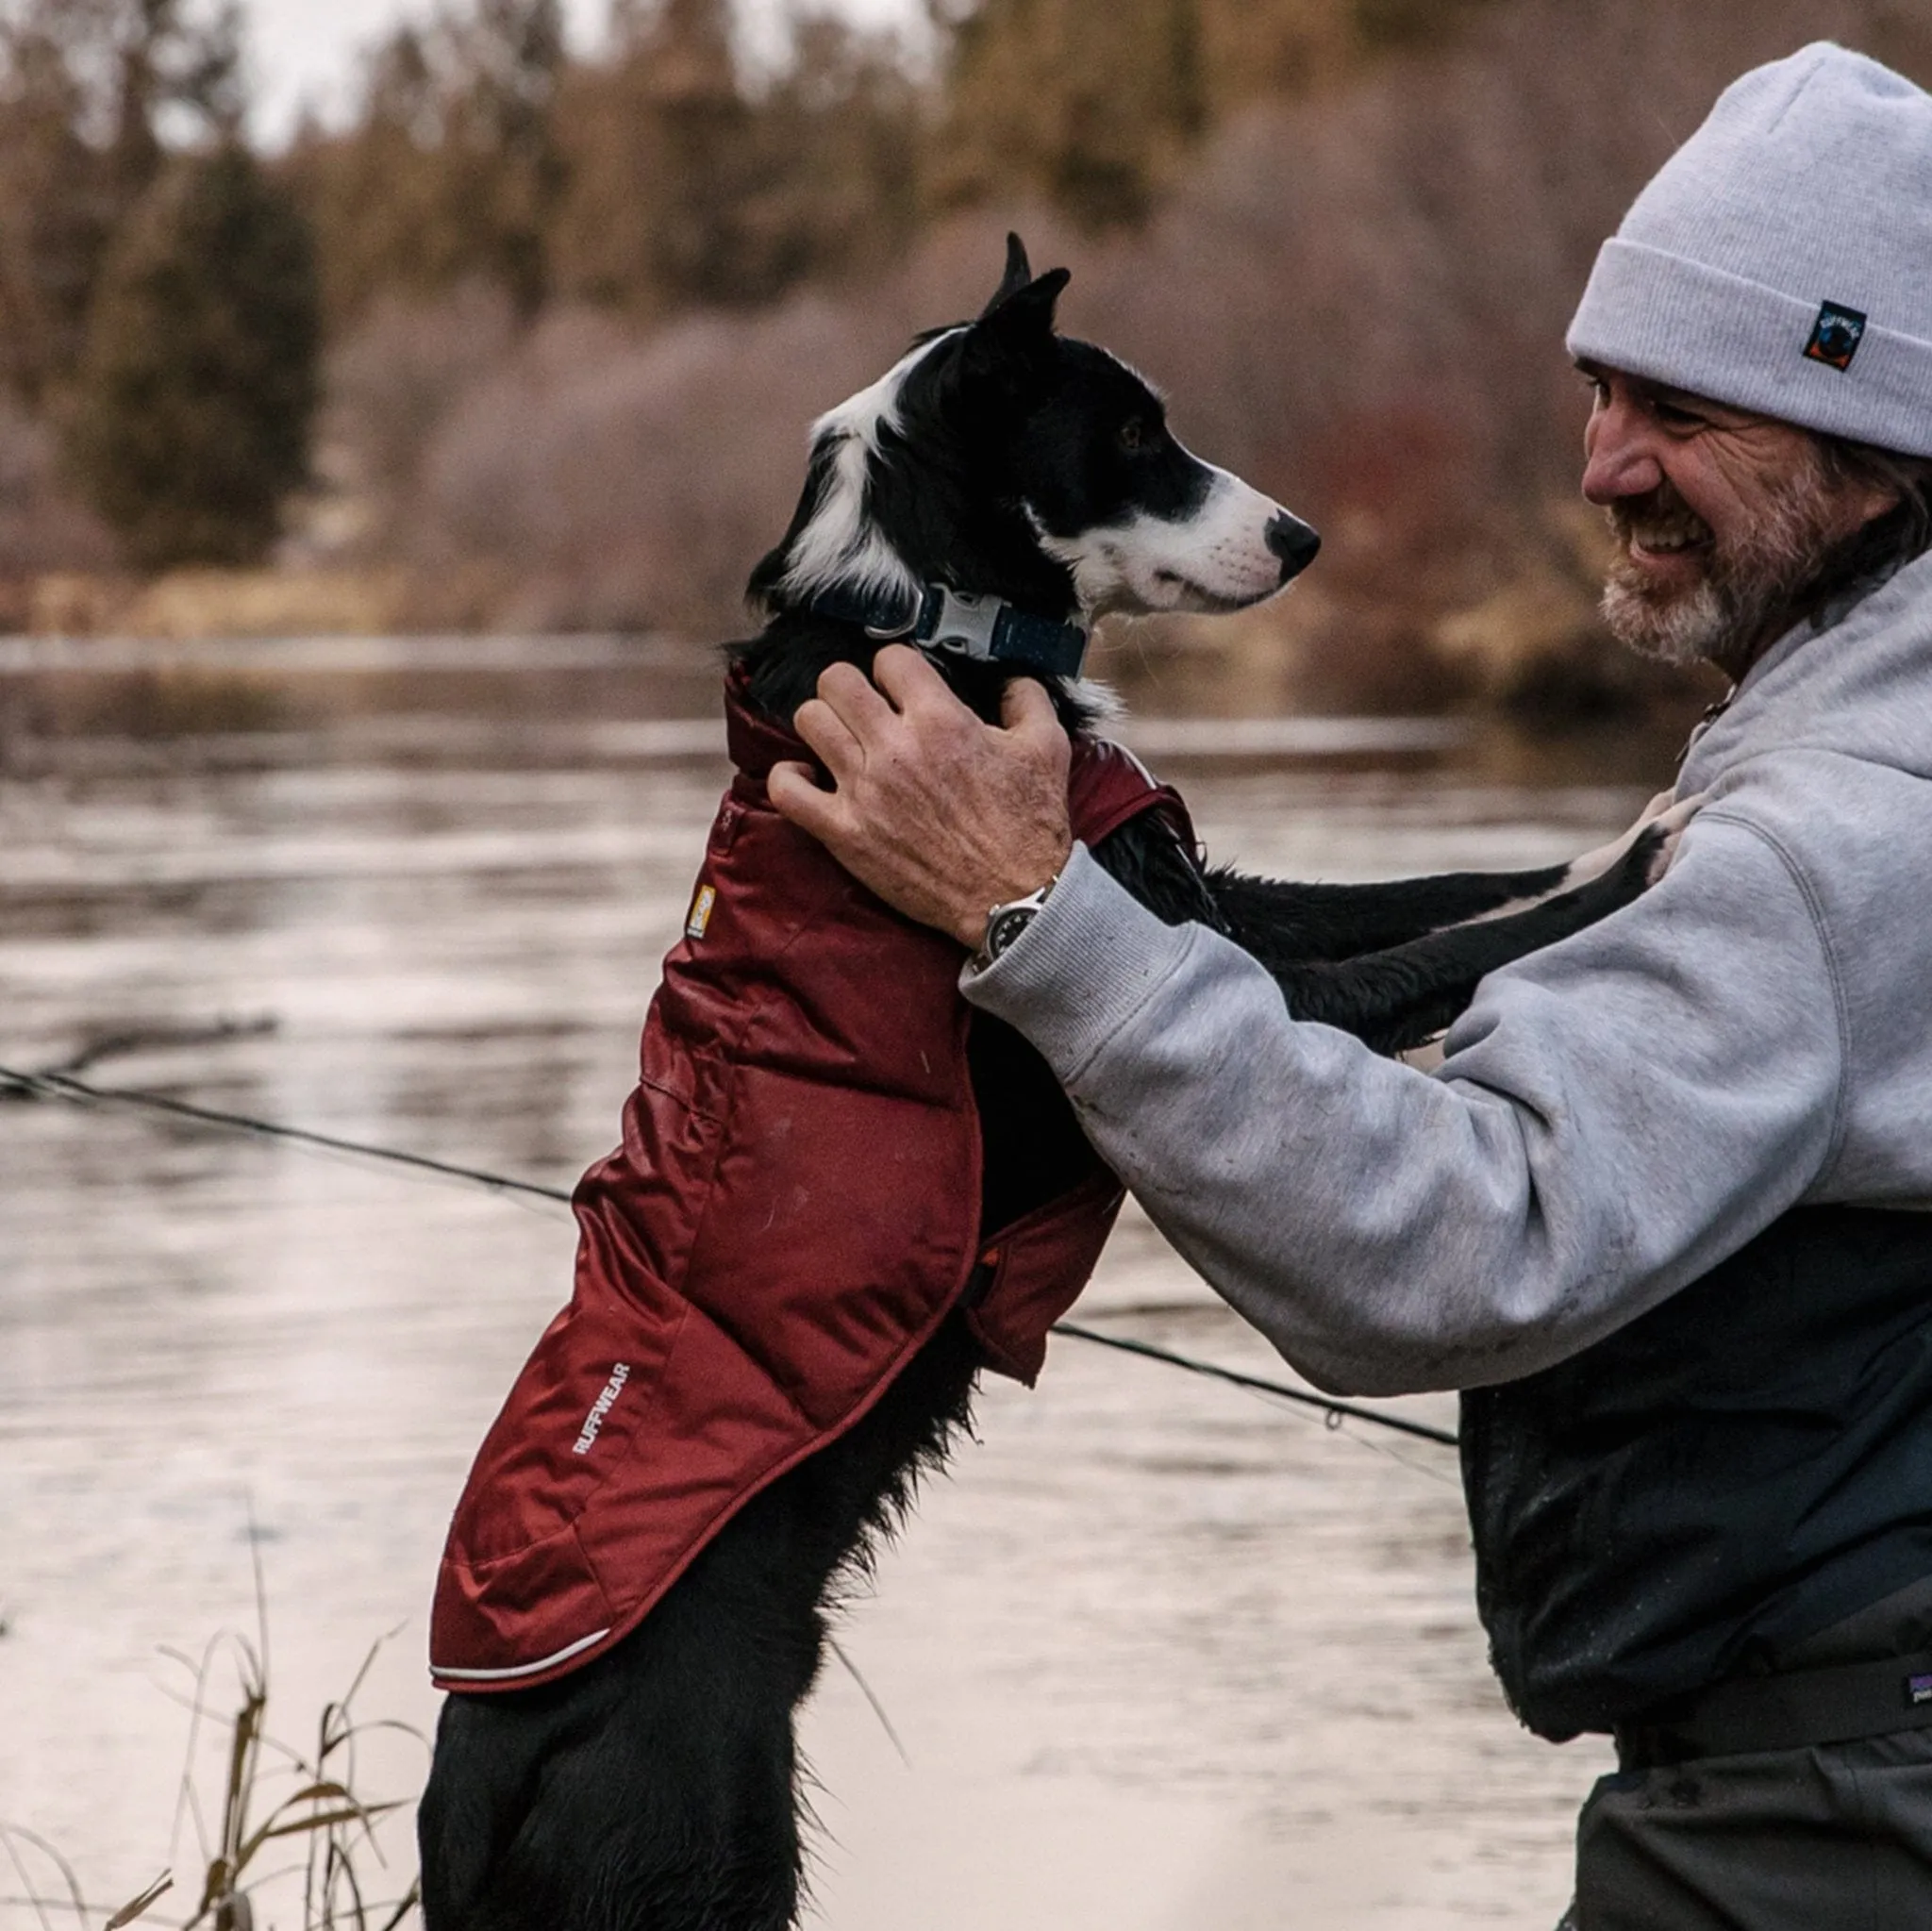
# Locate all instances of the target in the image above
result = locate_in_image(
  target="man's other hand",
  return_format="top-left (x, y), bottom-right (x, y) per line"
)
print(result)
top-left (768, 645), bottom-right (1074, 951)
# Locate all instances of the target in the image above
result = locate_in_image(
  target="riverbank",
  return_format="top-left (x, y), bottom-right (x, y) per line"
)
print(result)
top-left (0, 555), bottom-right (1720, 735)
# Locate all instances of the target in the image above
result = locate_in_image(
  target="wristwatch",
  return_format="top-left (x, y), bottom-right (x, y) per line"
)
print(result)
top-left (970, 873), bottom-right (1058, 973)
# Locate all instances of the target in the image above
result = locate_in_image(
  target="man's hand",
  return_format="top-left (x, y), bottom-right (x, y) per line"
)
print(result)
top-left (768, 645), bottom-right (1074, 950)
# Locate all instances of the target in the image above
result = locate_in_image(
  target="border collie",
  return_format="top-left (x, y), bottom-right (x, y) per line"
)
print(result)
top-left (418, 237), bottom-right (1675, 1931)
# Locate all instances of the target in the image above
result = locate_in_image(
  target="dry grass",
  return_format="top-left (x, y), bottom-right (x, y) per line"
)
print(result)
top-left (11, 567), bottom-right (416, 642)
top-left (1, 1590), bottom-right (424, 1931)
top-left (114, 570), bottom-right (416, 642)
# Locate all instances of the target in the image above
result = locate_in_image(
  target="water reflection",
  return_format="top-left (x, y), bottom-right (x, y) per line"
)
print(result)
top-left (0, 641), bottom-right (1650, 1929)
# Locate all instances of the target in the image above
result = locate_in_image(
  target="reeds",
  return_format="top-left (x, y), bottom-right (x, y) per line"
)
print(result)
top-left (2, 1601), bottom-right (423, 1931)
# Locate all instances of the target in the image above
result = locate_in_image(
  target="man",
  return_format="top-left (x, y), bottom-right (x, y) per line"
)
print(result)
top-left (770, 42), bottom-right (1932, 1930)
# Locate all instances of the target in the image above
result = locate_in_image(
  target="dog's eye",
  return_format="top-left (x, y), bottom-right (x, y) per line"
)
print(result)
top-left (1119, 419), bottom-right (1150, 454)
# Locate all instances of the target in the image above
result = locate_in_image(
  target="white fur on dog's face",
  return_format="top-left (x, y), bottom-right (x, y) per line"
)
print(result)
top-left (1033, 462), bottom-right (1295, 619)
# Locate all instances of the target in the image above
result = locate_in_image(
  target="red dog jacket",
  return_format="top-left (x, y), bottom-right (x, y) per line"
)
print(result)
top-left (430, 677), bottom-right (1191, 1690)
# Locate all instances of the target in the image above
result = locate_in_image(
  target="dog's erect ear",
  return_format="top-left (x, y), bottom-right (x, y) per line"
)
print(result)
top-left (989, 263), bottom-right (1071, 330)
top-left (962, 258), bottom-right (1072, 372)
top-left (944, 235), bottom-right (1070, 409)
top-left (982, 233), bottom-right (1033, 317)
top-left (976, 233), bottom-right (1070, 336)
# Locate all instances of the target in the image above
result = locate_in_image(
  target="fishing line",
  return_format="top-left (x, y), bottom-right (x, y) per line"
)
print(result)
top-left (1052, 1322), bottom-right (1457, 1448)
top-left (0, 1063), bottom-right (574, 1206)
top-left (0, 1059), bottom-right (1459, 1451)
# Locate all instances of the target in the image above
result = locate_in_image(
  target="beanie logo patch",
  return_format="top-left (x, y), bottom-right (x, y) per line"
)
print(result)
top-left (1804, 301), bottom-right (1868, 373)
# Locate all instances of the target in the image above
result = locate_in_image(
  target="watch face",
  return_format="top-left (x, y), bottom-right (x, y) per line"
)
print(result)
top-left (985, 905), bottom-right (1039, 960)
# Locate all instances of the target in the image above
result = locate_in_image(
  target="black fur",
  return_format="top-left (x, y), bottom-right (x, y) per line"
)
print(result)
top-left (420, 237), bottom-right (1661, 1929)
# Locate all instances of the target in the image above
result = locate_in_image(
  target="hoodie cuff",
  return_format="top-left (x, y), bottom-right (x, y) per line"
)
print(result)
top-left (959, 841), bottom-right (1201, 1082)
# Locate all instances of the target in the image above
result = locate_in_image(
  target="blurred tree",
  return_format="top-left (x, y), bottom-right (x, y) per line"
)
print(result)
top-left (925, 0), bottom-right (1557, 226)
top-left (288, 0), bottom-right (565, 324)
top-left (1199, 0), bottom-right (1357, 100)
top-left (294, 0), bottom-right (925, 325)
top-left (1351, 0), bottom-right (1494, 52)
top-left (438, 0), bottom-right (567, 312)
top-left (931, 0), bottom-right (1210, 226)
top-left (0, 25), bottom-right (112, 405)
top-left (105, 0), bottom-right (246, 197)
top-left (284, 27), bottom-right (448, 322)
top-left (0, 0), bottom-right (242, 402)
top-left (746, 14), bottom-right (924, 284)
top-left (928, 0), bottom-right (1389, 226)
top-left (608, 0), bottom-right (753, 304)
top-left (1865, 0), bottom-right (1932, 92)
top-left (66, 141), bottom-right (321, 566)
top-left (550, 0), bottom-right (922, 311)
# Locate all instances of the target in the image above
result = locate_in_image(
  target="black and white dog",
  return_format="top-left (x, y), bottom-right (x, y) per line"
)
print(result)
top-left (418, 238), bottom-right (1674, 1930)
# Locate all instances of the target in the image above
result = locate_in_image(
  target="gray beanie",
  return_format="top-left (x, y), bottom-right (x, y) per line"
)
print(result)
top-left (1567, 42), bottom-right (1932, 458)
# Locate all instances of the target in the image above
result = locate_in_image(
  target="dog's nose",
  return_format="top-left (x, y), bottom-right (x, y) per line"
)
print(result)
top-left (1265, 511), bottom-right (1322, 580)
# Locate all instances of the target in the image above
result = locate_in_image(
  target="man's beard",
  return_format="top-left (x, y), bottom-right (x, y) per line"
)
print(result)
top-left (1599, 451), bottom-right (1852, 675)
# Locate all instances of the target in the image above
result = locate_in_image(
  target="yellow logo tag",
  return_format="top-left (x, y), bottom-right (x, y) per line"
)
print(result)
top-left (686, 883), bottom-right (716, 941)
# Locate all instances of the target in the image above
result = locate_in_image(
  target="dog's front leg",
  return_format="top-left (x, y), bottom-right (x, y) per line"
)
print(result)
top-left (1202, 791), bottom-right (1700, 968)
top-left (1250, 823), bottom-right (1681, 1056)
top-left (1501, 789), bottom-right (1703, 907)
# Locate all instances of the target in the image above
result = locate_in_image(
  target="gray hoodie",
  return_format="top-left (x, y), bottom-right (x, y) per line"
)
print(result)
top-left (963, 548), bottom-right (1932, 1397)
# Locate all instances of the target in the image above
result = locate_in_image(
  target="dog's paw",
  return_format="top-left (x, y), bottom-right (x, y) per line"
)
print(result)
top-left (1571, 788), bottom-right (1705, 892)
top-left (1563, 789), bottom-right (1676, 889)
top-left (1641, 791), bottom-right (1706, 885)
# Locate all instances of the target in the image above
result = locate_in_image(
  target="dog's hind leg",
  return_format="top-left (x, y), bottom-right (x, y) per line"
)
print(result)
top-left (420, 1561), bottom-right (807, 1931)
top-left (419, 1315), bottom-right (982, 1931)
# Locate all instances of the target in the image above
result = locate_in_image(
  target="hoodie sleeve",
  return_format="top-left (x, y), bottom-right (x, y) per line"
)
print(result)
top-left (960, 815), bottom-right (1844, 1395)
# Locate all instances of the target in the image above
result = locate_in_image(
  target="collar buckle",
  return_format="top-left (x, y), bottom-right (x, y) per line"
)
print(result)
top-left (920, 586), bottom-right (1003, 660)
top-left (805, 580), bottom-right (1089, 679)
top-left (916, 585), bottom-right (1089, 678)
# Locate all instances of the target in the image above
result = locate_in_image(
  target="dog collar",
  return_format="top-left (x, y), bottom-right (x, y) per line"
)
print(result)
top-left (804, 582), bottom-right (1089, 679)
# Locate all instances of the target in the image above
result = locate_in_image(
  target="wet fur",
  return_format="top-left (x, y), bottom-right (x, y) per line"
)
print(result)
top-left (420, 241), bottom-right (1660, 1929)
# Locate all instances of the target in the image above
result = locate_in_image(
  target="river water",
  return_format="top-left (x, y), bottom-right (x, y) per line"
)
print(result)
top-left (0, 638), bottom-right (1682, 1931)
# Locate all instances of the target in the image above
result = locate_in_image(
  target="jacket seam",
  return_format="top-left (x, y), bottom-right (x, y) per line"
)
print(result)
top-left (1699, 807), bottom-right (1853, 1180)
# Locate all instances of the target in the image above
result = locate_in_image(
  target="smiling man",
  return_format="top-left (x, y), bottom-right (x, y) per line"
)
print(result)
top-left (1580, 363), bottom-right (1913, 676)
top-left (771, 43), bottom-right (1932, 1930)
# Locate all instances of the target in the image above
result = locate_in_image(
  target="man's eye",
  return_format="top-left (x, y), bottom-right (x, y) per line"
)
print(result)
top-left (1653, 400), bottom-right (1704, 430)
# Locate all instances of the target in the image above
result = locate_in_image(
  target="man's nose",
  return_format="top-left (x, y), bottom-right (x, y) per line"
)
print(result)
top-left (1581, 400), bottom-right (1666, 506)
